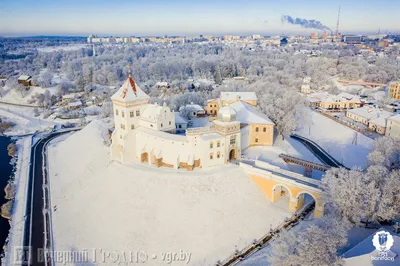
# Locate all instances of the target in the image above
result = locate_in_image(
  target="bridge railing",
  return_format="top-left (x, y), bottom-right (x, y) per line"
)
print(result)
top-left (240, 160), bottom-right (322, 188)
top-left (279, 154), bottom-right (330, 168)
top-left (291, 134), bottom-right (344, 168)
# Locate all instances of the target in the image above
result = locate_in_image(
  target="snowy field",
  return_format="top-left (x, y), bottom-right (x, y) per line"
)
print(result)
top-left (48, 120), bottom-right (292, 265)
top-left (296, 109), bottom-right (375, 168)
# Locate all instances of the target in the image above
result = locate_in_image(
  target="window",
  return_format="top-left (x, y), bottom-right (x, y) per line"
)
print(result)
top-left (130, 111), bottom-right (134, 117)
top-left (217, 152), bottom-right (220, 158)
top-left (217, 141), bottom-right (220, 147)
top-left (150, 124), bottom-right (153, 127)
top-left (210, 142), bottom-right (213, 148)
top-left (179, 125), bottom-right (182, 128)
top-left (255, 127), bottom-right (259, 132)
top-left (263, 127), bottom-right (266, 132)
top-left (230, 136), bottom-right (236, 145)
top-left (121, 124), bottom-right (125, 130)
top-left (255, 138), bottom-right (259, 143)
top-left (122, 111), bottom-right (125, 118)
top-left (136, 110), bottom-right (140, 116)
top-left (131, 125), bottom-right (135, 130)
top-left (214, 105), bottom-right (217, 107)
top-left (116, 109), bottom-right (119, 115)
top-left (169, 121), bottom-right (171, 125)
top-left (161, 123), bottom-right (163, 127)
top-left (210, 153), bottom-right (213, 160)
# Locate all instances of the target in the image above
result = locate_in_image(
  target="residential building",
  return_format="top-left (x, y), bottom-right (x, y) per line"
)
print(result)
top-left (17, 75), bottom-right (32, 86)
top-left (389, 81), bottom-right (400, 100)
top-left (204, 99), bottom-right (219, 116)
top-left (229, 101), bottom-right (275, 147)
top-left (346, 106), bottom-right (394, 134)
top-left (308, 92), bottom-right (363, 109)
top-left (180, 102), bottom-right (206, 118)
top-left (386, 114), bottom-right (400, 138)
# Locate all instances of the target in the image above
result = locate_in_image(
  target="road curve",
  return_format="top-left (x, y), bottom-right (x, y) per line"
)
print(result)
top-left (22, 129), bottom-right (78, 265)
top-left (290, 134), bottom-right (347, 169)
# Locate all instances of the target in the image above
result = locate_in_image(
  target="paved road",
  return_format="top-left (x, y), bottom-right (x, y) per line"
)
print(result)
top-left (22, 130), bottom-right (77, 265)
top-left (290, 134), bottom-right (347, 169)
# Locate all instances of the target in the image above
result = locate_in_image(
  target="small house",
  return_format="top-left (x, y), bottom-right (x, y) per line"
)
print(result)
top-left (18, 75), bottom-right (32, 87)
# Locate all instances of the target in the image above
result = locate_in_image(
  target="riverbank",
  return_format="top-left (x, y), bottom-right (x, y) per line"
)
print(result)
top-left (0, 136), bottom-right (14, 258)
top-left (2, 137), bottom-right (32, 265)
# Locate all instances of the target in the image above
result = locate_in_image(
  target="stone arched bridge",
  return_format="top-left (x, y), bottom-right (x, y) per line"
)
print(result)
top-left (240, 160), bottom-right (325, 218)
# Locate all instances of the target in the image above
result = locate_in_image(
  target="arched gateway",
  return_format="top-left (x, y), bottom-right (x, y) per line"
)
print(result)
top-left (241, 160), bottom-right (325, 218)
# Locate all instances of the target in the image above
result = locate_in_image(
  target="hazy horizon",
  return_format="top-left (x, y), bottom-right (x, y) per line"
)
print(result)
top-left (1, 0), bottom-right (400, 37)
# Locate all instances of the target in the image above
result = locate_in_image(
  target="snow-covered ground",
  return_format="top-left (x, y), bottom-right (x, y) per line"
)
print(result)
top-left (0, 105), bottom-right (58, 135)
top-left (296, 109), bottom-right (374, 168)
top-left (48, 120), bottom-right (292, 265)
top-left (243, 135), bottom-right (325, 180)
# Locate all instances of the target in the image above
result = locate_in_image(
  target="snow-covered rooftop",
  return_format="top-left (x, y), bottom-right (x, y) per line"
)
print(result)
top-left (347, 106), bottom-right (393, 125)
top-left (184, 102), bottom-right (205, 112)
top-left (136, 126), bottom-right (187, 142)
top-left (387, 114), bottom-right (400, 123)
top-left (229, 101), bottom-right (274, 125)
top-left (175, 113), bottom-right (188, 124)
top-left (111, 75), bottom-right (149, 102)
top-left (308, 92), bottom-right (362, 104)
top-left (18, 75), bottom-right (31, 81)
top-left (141, 103), bottom-right (169, 121)
top-left (221, 91), bottom-right (257, 101)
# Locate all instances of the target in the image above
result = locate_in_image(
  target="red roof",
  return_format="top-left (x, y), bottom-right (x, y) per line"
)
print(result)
top-left (122, 75), bottom-right (137, 99)
top-left (128, 74), bottom-right (137, 94)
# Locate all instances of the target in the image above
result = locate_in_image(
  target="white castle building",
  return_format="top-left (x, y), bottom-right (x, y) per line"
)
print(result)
top-left (111, 75), bottom-right (274, 170)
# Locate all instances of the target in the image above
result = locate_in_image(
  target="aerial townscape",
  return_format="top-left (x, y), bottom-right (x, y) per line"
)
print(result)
top-left (0, 1), bottom-right (400, 265)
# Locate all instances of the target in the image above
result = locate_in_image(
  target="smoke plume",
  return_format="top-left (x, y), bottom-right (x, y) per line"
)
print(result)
top-left (281, 15), bottom-right (331, 31)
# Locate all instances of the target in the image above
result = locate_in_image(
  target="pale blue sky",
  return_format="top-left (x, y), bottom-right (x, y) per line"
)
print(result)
top-left (1, 0), bottom-right (399, 36)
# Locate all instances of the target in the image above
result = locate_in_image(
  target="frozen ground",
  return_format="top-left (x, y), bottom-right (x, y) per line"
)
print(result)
top-left (242, 135), bottom-right (325, 180)
top-left (296, 109), bottom-right (374, 168)
top-left (48, 120), bottom-right (292, 265)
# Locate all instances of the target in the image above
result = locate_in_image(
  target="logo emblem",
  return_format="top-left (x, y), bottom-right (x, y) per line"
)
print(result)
top-left (372, 231), bottom-right (394, 252)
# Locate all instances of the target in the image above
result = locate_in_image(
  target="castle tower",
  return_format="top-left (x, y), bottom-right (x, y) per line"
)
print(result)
top-left (110, 74), bottom-right (150, 162)
top-left (213, 105), bottom-right (241, 161)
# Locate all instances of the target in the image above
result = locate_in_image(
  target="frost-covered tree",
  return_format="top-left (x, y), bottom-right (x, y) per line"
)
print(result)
top-left (322, 137), bottom-right (400, 226)
top-left (0, 87), bottom-right (4, 98)
top-left (268, 214), bottom-right (349, 266)
top-left (257, 85), bottom-right (308, 140)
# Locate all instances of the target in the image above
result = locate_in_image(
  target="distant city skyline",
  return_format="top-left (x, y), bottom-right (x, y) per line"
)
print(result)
top-left (1, 0), bottom-right (400, 37)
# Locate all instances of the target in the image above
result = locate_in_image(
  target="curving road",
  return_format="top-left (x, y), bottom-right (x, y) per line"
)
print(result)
top-left (290, 134), bottom-right (347, 169)
top-left (22, 129), bottom-right (78, 265)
